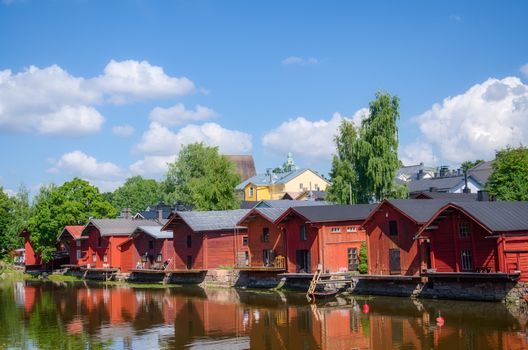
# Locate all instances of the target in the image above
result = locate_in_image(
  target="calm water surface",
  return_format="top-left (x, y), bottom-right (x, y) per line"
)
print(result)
top-left (0, 281), bottom-right (527, 349)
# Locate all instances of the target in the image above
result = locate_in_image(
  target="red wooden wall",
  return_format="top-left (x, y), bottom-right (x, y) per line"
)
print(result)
top-left (20, 231), bottom-right (42, 267)
top-left (504, 235), bottom-right (528, 281)
top-left (244, 215), bottom-right (285, 268)
top-left (82, 226), bottom-right (128, 269)
top-left (320, 220), bottom-right (366, 273)
top-left (281, 215), bottom-right (320, 273)
top-left (119, 232), bottom-right (175, 272)
top-left (365, 204), bottom-right (423, 276)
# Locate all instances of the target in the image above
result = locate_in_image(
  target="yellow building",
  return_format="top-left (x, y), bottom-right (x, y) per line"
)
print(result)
top-left (236, 168), bottom-right (329, 201)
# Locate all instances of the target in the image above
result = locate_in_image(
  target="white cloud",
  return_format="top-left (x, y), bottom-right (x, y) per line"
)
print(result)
top-left (2, 188), bottom-right (15, 197)
top-left (282, 56), bottom-right (319, 66)
top-left (411, 76), bottom-right (528, 164)
top-left (521, 63), bottom-right (528, 77)
top-left (91, 60), bottom-right (195, 104)
top-left (135, 122), bottom-right (252, 156)
top-left (112, 124), bottom-right (135, 137)
top-left (149, 103), bottom-right (217, 126)
top-left (399, 140), bottom-right (439, 166)
top-left (0, 60), bottom-right (196, 136)
top-left (50, 150), bottom-right (124, 182)
top-left (129, 155), bottom-right (177, 177)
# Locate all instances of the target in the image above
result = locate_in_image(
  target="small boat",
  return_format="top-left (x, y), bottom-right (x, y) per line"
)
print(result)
top-left (311, 289), bottom-right (339, 300)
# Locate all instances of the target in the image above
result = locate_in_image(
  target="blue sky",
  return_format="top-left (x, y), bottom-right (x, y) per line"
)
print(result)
top-left (1, 0), bottom-right (528, 194)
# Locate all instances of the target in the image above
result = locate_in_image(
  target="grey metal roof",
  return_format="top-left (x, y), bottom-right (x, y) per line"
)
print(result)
top-left (240, 200), bottom-right (259, 209)
top-left (291, 204), bottom-right (378, 223)
top-left (414, 191), bottom-right (478, 201)
top-left (386, 199), bottom-right (449, 223)
top-left (453, 201), bottom-right (528, 232)
top-left (254, 207), bottom-right (288, 222)
top-left (408, 176), bottom-right (465, 193)
top-left (256, 200), bottom-right (331, 208)
top-left (134, 225), bottom-right (173, 239)
top-left (468, 160), bottom-right (493, 185)
top-left (84, 218), bottom-right (161, 236)
top-left (174, 209), bottom-right (250, 232)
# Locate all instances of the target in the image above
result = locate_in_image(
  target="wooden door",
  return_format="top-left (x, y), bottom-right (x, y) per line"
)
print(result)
top-left (389, 249), bottom-right (401, 275)
top-left (348, 248), bottom-right (358, 271)
top-left (296, 250), bottom-right (310, 273)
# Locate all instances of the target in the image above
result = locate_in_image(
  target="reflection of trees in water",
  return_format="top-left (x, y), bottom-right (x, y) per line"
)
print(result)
top-left (3, 282), bottom-right (528, 350)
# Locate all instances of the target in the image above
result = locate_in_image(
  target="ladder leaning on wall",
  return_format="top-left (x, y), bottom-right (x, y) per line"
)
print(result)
top-left (306, 264), bottom-right (323, 302)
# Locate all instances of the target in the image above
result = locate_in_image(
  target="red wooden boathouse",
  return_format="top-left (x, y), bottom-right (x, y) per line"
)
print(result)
top-left (57, 225), bottom-right (85, 266)
top-left (161, 209), bottom-right (249, 270)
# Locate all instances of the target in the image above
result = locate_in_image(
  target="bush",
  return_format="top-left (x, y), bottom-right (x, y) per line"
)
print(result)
top-left (358, 242), bottom-right (368, 274)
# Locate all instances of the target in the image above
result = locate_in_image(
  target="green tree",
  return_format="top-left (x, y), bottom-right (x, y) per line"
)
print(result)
top-left (328, 92), bottom-right (401, 203)
top-left (164, 143), bottom-right (241, 211)
top-left (0, 188), bottom-right (13, 257)
top-left (461, 159), bottom-right (484, 173)
top-left (111, 176), bottom-right (164, 213)
top-left (1, 185), bottom-right (32, 257)
top-left (327, 119), bottom-right (359, 204)
top-left (358, 242), bottom-right (368, 274)
top-left (486, 146), bottom-right (528, 200)
top-left (27, 178), bottom-right (117, 261)
top-left (388, 183), bottom-right (409, 199)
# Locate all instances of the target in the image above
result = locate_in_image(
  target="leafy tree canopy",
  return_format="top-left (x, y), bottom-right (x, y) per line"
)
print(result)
top-left (328, 92), bottom-right (401, 203)
top-left (0, 185), bottom-right (31, 257)
top-left (0, 188), bottom-right (13, 256)
top-left (164, 143), bottom-right (241, 211)
top-left (486, 146), bottom-right (528, 201)
top-left (111, 176), bottom-right (164, 214)
top-left (27, 178), bottom-right (117, 261)
top-left (461, 159), bottom-right (484, 173)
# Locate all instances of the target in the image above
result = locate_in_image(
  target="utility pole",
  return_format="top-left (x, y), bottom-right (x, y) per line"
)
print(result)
top-left (349, 183), bottom-right (352, 204)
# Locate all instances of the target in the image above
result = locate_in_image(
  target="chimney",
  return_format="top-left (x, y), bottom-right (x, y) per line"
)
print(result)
top-left (158, 209), bottom-right (163, 221)
top-left (477, 190), bottom-right (489, 201)
top-left (417, 169), bottom-right (424, 180)
top-left (439, 165), bottom-right (449, 178)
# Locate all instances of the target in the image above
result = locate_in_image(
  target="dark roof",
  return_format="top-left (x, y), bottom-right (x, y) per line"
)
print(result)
top-left (83, 219), bottom-right (161, 236)
top-left (172, 209), bottom-right (249, 232)
top-left (453, 201), bottom-right (528, 232)
top-left (225, 155), bottom-right (256, 182)
top-left (413, 191), bottom-right (478, 201)
top-left (256, 200), bottom-right (331, 208)
top-left (408, 176), bottom-right (465, 193)
top-left (468, 160), bottom-right (493, 185)
top-left (135, 208), bottom-right (172, 220)
top-left (134, 226), bottom-right (173, 239)
top-left (290, 204), bottom-right (377, 223)
top-left (240, 200), bottom-right (259, 209)
top-left (386, 199), bottom-right (449, 224)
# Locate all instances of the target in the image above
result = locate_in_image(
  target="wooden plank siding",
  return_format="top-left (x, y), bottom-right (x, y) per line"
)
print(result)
top-left (504, 235), bottom-right (528, 281)
top-left (119, 232), bottom-right (174, 272)
top-left (81, 226), bottom-right (129, 270)
top-left (242, 215), bottom-right (286, 268)
top-left (365, 204), bottom-right (423, 276)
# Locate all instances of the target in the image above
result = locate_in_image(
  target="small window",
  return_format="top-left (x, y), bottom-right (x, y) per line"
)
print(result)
top-left (249, 186), bottom-right (254, 197)
top-left (76, 240), bottom-right (81, 248)
top-left (315, 184), bottom-right (320, 191)
top-left (300, 225), bottom-right (307, 241)
top-left (459, 222), bottom-right (469, 238)
top-left (149, 240), bottom-right (154, 250)
top-left (187, 235), bottom-right (192, 248)
top-left (461, 250), bottom-right (473, 270)
top-left (299, 183), bottom-right (304, 189)
top-left (389, 221), bottom-right (398, 236)
top-left (262, 228), bottom-right (270, 242)
top-left (76, 250), bottom-right (81, 260)
top-left (186, 256), bottom-right (193, 269)
top-left (141, 253), bottom-right (148, 262)
top-left (347, 227), bottom-right (357, 233)
top-left (330, 227), bottom-right (341, 233)
top-left (243, 236), bottom-right (249, 246)
top-left (156, 254), bottom-right (162, 262)
top-left (92, 253), bottom-right (96, 263)
top-left (263, 249), bottom-right (275, 266)
top-left (103, 254), bottom-right (108, 263)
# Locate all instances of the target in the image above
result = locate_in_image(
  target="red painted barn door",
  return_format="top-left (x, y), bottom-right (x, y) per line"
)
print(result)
top-left (389, 249), bottom-right (401, 275)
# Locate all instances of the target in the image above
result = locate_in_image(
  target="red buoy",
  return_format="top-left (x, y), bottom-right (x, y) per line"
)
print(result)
top-left (362, 303), bottom-right (370, 314)
top-left (436, 313), bottom-right (444, 327)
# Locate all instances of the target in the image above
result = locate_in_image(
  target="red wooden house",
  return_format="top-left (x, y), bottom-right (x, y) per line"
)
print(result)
top-left (19, 229), bottom-right (43, 268)
top-left (161, 209), bottom-right (249, 270)
top-left (237, 207), bottom-right (289, 269)
top-left (118, 225), bottom-right (175, 272)
top-left (274, 204), bottom-right (376, 273)
top-left (415, 201), bottom-right (528, 281)
top-left (363, 199), bottom-right (448, 275)
top-left (80, 219), bottom-right (161, 270)
top-left (57, 225), bottom-right (85, 266)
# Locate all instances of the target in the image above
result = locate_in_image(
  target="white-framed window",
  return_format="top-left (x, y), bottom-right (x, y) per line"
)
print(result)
top-left (76, 250), bottom-right (82, 260)
top-left (459, 222), bottom-right (469, 238)
top-left (330, 227), bottom-right (341, 233)
top-left (103, 254), bottom-right (108, 263)
top-left (76, 240), bottom-right (81, 248)
top-left (315, 184), bottom-right (320, 191)
top-left (249, 186), bottom-right (254, 197)
top-left (461, 250), bottom-right (473, 270)
top-left (156, 254), bottom-right (162, 262)
top-left (347, 227), bottom-right (357, 233)
top-left (92, 253), bottom-right (96, 263)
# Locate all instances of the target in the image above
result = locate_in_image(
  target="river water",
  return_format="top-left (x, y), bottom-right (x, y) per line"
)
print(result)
top-left (0, 281), bottom-right (527, 349)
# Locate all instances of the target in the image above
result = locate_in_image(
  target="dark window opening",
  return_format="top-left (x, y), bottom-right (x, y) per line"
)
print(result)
top-left (187, 235), bottom-right (192, 248)
top-left (98, 236), bottom-right (102, 247)
top-left (300, 225), bottom-right (307, 241)
top-left (389, 221), bottom-right (398, 236)
top-left (262, 228), bottom-right (270, 242)
top-left (459, 222), bottom-right (470, 238)
top-left (263, 249), bottom-right (275, 266)
top-left (242, 236), bottom-right (249, 246)
top-left (149, 240), bottom-right (154, 250)
top-left (186, 255), bottom-right (193, 269)
top-left (461, 250), bottom-right (473, 270)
